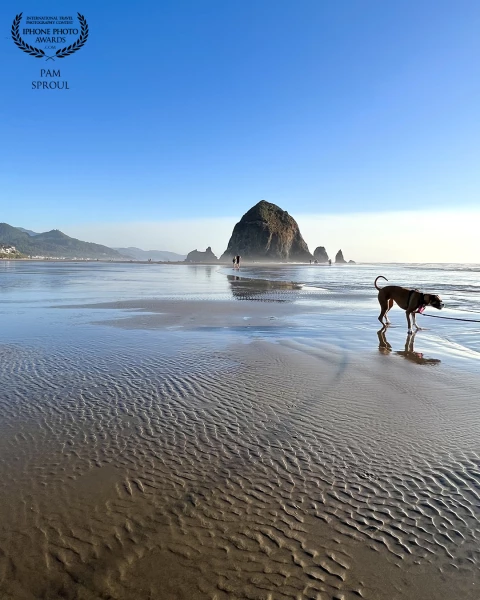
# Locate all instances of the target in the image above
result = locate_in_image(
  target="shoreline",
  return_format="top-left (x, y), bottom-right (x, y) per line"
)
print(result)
top-left (1, 257), bottom-right (344, 265)
top-left (3, 257), bottom-right (479, 267)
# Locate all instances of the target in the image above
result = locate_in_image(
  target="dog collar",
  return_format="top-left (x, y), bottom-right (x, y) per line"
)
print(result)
top-left (408, 289), bottom-right (426, 313)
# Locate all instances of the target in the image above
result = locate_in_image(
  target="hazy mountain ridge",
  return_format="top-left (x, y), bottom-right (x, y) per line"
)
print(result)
top-left (114, 247), bottom-right (186, 262)
top-left (16, 227), bottom-right (40, 236)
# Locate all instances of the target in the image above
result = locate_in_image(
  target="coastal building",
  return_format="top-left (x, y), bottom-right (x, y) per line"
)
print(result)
top-left (0, 244), bottom-right (17, 255)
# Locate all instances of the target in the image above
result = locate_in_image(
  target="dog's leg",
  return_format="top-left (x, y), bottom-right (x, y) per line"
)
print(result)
top-left (406, 311), bottom-right (413, 334)
top-left (384, 298), bottom-right (394, 324)
top-left (412, 312), bottom-right (424, 331)
top-left (378, 298), bottom-right (389, 325)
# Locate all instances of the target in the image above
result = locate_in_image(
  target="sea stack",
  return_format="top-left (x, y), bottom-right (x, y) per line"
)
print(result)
top-left (185, 247), bottom-right (218, 263)
top-left (335, 249), bottom-right (347, 264)
top-left (220, 200), bottom-right (313, 262)
top-left (313, 246), bottom-right (329, 263)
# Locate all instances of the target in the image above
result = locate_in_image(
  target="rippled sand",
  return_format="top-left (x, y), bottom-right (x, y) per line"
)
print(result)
top-left (1, 291), bottom-right (479, 599)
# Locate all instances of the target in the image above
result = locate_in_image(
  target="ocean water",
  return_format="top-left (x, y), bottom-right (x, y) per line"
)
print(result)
top-left (232, 262), bottom-right (480, 313)
top-left (1, 260), bottom-right (478, 309)
top-left (1, 260), bottom-right (479, 363)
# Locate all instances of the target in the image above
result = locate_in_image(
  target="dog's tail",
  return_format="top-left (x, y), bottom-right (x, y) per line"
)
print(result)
top-left (374, 275), bottom-right (388, 290)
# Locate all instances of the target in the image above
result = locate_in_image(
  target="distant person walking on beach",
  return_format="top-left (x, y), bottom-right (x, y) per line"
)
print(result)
top-left (232, 256), bottom-right (236, 269)
top-left (235, 255), bottom-right (241, 270)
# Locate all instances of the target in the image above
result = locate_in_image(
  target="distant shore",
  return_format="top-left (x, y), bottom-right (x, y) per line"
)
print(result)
top-left (1, 257), bottom-right (345, 266)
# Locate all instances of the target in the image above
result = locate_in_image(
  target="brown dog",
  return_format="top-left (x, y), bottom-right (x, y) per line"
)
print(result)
top-left (375, 276), bottom-right (444, 333)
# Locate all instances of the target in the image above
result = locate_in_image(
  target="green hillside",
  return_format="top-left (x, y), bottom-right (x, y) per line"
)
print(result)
top-left (0, 223), bottom-right (126, 259)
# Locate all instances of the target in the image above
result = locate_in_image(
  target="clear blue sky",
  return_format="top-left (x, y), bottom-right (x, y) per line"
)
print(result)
top-left (1, 1), bottom-right (479, 257)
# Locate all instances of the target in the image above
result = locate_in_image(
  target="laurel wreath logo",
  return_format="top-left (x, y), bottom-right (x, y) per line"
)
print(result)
top-left (11, 13), bottom-right (45, 58)
top-left (55, 14), bottom-right (89, 59)
top-left (11, 12), bottom-right (89, 61)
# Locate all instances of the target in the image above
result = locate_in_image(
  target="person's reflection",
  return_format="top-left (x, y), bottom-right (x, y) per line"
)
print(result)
top-left (377, 327), bottom-right (441, 365)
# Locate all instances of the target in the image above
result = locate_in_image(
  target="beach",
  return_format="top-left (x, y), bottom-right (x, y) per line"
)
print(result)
top-left (0, 262), bottom-right (479, 599)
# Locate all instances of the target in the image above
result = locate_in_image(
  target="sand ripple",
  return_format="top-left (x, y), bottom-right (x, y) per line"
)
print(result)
top-left (0, 333), bottom-right (479, 599)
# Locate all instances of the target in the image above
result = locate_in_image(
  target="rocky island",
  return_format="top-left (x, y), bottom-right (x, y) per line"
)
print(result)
top-left (313, 246), bottom-right (329, 263)
top-left (220, 200), bottom-right (313, 262)
top-left (185, 247), bottom-right (219, 263)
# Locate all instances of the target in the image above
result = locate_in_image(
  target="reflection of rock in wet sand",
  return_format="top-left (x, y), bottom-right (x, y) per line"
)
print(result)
top-left (377, 327), bottom-right (441, 365)
top-left (227, 274), bottom-right (303, 302)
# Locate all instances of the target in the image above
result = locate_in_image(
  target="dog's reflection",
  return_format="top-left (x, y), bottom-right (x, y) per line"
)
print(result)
top-left (377, 327), bottom-right (441, 365)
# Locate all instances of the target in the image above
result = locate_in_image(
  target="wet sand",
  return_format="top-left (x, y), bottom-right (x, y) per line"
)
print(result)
top-left (0, 277), bottom-right (479, 599)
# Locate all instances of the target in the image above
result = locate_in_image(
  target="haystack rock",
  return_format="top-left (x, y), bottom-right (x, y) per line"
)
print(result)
top-left (335, 249), bottom-right (347, 264)
top-left (313, 246), bottom-right (329, 263)
top-left (185, 246), bottom-right (218, 263)
top-left (220, 200), bottom-right (313, 262)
